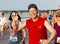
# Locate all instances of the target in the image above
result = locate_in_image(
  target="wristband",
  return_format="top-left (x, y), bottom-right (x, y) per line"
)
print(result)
top-left (21, 38), bottom-right (24, 42)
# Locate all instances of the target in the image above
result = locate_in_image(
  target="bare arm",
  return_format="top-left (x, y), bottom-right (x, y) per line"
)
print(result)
top-left (17, 21), bottom-right (26, 31)
top-left (44, 20), bottom-right (56, 44)
top-left (22, 28), bottom-right (26, 40)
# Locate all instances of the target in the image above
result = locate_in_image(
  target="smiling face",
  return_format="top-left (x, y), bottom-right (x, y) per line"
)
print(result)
top-left (11, 12), bottom-right (18, 21)
top-left (56, 12), bottom-right (60, 21)
top-left (29, 8), bottom-right (38, 19)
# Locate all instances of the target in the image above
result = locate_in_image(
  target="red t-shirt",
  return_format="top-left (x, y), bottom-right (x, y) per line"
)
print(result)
top-left (26, 17), bottom-right (47, 44)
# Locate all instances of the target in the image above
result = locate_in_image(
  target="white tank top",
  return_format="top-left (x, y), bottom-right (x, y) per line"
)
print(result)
top-left (0, 17), bottom-right (6, 25)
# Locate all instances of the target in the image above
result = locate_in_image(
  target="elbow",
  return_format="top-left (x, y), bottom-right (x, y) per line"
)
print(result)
top-left (53, 29), bottom-right (57, 36)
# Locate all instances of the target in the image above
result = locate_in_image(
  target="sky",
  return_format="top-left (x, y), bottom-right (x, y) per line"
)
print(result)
top-left (0, 0), bottom-right (60, 10)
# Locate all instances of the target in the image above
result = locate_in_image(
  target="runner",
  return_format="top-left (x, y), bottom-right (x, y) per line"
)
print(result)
top-left (17, 4), bottom-right (56, 44)
top-left (8, 11), bottom-right (26, 44)
top-left (54, 11), bottom-right (60, 44)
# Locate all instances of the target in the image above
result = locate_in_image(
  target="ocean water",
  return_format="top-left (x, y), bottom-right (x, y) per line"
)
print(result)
top-left (4, 13), bottom-right (30, 19)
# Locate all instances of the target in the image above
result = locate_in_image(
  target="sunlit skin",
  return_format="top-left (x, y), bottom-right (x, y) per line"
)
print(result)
top-left (56, 12), bottom-right (60, 22)
top-left (29, 8), bottom-right (38, 21)
top-left (17, 7), bottom-right (56, 44)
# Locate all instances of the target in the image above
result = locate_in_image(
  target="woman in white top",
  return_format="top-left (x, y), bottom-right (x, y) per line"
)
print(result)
top-left (0, 12), bottom-right (8, 36)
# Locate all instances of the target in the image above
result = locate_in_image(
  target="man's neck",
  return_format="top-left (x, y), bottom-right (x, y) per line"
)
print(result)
top-left (32, 17), bottom-right (38, 22)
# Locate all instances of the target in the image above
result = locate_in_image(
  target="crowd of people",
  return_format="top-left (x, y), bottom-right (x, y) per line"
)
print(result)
top-left (0, 4), bottom-right (60, 44)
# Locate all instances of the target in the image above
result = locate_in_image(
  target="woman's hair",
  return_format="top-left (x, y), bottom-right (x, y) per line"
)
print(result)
top-left (28, 4), bottom-right (38, 11)
top-left (9, 11), bottom-right (21, 21)
top-left (56, 11), bottom-right (60, 17)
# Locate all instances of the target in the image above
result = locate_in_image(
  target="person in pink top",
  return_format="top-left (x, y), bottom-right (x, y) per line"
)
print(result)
top-left (54, 11), bottom-right (60, 44)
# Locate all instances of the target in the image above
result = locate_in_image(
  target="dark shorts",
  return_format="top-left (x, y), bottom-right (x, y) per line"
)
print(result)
top-left (8, 41), bottom-right (25, 44)
top-left (55, 42), bottom-right (60, 44)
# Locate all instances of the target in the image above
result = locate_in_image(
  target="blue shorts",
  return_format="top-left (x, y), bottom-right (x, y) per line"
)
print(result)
top-left (8, 41), bottom-right (25, 44)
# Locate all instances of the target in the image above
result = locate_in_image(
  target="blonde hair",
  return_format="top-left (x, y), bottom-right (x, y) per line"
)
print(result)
top-left (56, 11), bottom-right (60, 17)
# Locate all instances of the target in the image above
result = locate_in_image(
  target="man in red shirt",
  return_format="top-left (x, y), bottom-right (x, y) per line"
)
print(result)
top-left (17, 4), bottom-right (56, 44)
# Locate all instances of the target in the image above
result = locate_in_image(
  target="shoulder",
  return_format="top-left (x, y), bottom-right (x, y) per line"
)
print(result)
top-left (39, 17), bottom-right (45, 20)
top-left (26, 18), bottom-right (31, 23)
top-left (38, 17), bottom-right (46, 23)
top-left (26, 18), bottom-right (31, 21)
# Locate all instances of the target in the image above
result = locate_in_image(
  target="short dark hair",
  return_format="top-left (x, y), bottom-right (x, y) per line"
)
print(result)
top-left (28, 4), bottom-right (38, 11)
top-left (9, 11), bottom-right (21, 21)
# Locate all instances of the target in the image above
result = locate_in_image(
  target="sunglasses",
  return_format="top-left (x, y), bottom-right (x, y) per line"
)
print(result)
top-left (56, 16), bottom-right (60, 17)
top-left (11, 14), bottom-right (18, 17)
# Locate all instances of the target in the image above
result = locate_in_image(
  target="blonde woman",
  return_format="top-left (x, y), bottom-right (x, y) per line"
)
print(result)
top-left (54, 11), bottom-right (60, 44)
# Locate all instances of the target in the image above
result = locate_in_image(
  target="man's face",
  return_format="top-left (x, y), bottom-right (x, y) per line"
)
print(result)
top-left (29, 8), bottom-right (38, 19)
